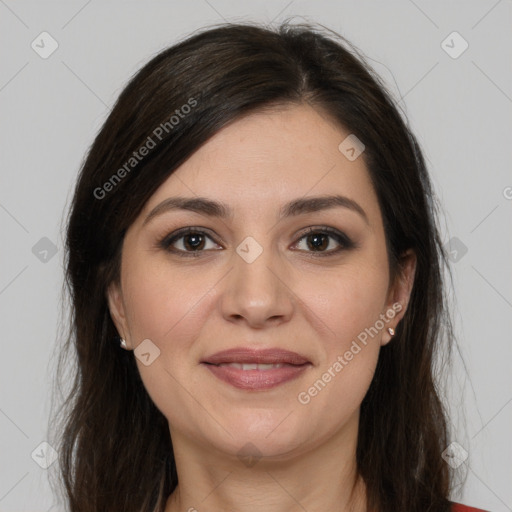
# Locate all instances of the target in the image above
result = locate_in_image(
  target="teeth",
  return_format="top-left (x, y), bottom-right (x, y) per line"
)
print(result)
top-left (218, 363), bottom-right (285, 370)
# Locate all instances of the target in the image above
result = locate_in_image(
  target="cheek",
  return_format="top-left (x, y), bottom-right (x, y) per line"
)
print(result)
top-left (291, 261), bottom-right (389, 407)
top-left (293, 272), bottom-right (386, 424)
top-left (302, 263), bottom-right (389, 349)
top-left (121, 259), bottom-right (213, 412)
top-left (121, 256), bottom-right (210, 345)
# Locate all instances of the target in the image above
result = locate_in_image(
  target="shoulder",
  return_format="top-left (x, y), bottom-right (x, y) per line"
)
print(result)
top-left (451, 503), bottom-right (490, 512)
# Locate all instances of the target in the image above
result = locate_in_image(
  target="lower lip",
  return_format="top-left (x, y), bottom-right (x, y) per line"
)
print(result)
top-left (203, 363), bottom-right (311, 390)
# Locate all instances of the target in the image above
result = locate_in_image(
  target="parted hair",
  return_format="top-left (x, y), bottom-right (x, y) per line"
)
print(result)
top-left (49, 19), bottom-right (458, 512)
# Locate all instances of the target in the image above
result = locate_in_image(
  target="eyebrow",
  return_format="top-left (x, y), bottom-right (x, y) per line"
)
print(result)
top-left (143, 194), bottom-right (370, 226)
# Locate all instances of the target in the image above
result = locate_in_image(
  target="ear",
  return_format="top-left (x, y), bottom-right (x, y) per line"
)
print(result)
top-left (107, 281), bottom-right (131, 349)
top-left (381, 248), bottom-right (417, 345)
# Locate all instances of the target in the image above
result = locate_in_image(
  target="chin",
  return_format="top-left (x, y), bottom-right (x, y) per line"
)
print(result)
top-left (204, 411), bottom-right (313, 462)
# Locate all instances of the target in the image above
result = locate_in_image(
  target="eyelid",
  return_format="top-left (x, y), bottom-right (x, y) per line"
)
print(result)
top-left (292, 226), bottom-right (355, 253)
top-left (158, 225), bottom-right (356, 257)
top-left (158, 226), bottom-right (223, 255)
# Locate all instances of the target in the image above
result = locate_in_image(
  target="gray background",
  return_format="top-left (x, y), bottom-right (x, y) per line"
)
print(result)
top-left (1, 1), bottom-right (511, 511)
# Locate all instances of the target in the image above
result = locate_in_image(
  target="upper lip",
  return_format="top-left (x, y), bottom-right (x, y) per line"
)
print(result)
top-left (201, 347), bottom-right (310, 366)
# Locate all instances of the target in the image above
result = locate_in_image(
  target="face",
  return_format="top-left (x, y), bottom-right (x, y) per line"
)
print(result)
top-left (108, 103), bottom-right (416, 462)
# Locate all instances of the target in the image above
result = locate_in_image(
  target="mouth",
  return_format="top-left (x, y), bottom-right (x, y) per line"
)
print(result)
top-left (211, 362), bottom-right (295, 370)
top-left (201, 347), bottom-right (312, 390)
top-left (201, 347), bottom-right (311, 366)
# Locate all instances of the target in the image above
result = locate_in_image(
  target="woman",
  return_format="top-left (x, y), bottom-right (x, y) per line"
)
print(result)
top-left (50, 20), bottom-right (489, 512)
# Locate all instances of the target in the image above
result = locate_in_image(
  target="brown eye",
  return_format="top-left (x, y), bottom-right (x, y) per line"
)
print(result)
top-left (181, 232), bottom-right (206, 251)
top-left (159, 228), bottom-right (222, 256)
top-left (305, 232), bottom-right (330, 251)
top-left (293, 227), bottom-right (354, 256)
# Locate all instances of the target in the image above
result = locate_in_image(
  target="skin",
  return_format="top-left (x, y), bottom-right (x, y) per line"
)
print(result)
top-left (108, 103), bottom-right (416, 512)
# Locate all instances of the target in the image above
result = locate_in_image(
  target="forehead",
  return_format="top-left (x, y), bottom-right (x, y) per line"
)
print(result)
top-left (141, 103), bottom-right (381, 225)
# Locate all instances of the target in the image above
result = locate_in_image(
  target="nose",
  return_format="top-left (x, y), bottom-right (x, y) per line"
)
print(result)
top-left (219, 242), bottom-right (294, 329)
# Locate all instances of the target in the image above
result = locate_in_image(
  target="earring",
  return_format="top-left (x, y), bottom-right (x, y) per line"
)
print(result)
top-left (120, 337), bottom-right (128, 349)
top-left (387, 327), bottom-right (395, 336)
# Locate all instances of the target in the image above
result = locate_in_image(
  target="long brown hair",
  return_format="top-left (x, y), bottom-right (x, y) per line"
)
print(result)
top-left (49, 20), bottom-right (459, 511)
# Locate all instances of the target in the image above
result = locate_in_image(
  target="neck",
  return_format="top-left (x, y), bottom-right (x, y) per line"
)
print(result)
top-left (164, 413), bottom-right (367, 512)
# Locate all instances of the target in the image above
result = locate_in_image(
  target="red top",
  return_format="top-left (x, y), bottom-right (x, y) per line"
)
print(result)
top-left (452, 503), bottom-right (488, 512)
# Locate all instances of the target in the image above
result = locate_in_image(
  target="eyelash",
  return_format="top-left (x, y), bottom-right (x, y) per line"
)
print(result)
top-left (157, 226), bottom-right (356, 258)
